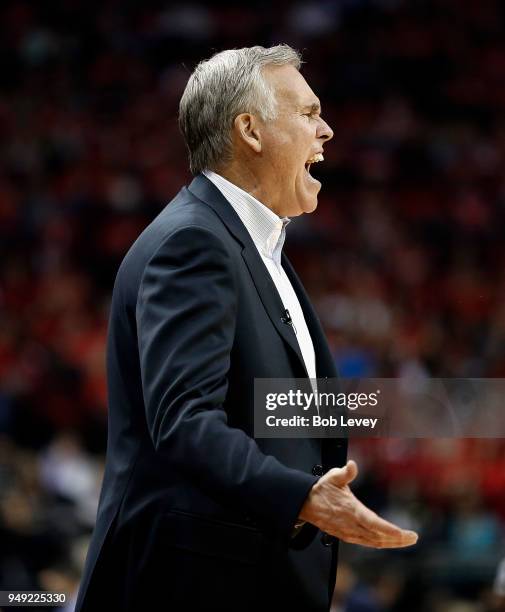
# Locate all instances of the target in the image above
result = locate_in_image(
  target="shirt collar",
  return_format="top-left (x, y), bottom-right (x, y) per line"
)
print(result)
top-left (203, 170), bottom-right (290, 264)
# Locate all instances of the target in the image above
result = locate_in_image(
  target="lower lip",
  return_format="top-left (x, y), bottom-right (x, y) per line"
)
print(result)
top-left (305, 169), bottom-right (321, 186)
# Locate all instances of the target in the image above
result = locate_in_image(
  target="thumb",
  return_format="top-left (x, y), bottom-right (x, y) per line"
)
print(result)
top-left (328, 460), bottom-right (358, 487)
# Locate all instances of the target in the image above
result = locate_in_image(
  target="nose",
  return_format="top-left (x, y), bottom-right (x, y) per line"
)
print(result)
top-left (318, 117), bottom-right (333, 142)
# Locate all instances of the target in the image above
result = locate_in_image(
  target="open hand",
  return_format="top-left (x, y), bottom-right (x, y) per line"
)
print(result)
top-left (299, 460), bottom-right (418, 548)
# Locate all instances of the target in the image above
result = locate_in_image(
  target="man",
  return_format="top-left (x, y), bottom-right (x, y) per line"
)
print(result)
top-left (75, 45), bottom-right (417, 612)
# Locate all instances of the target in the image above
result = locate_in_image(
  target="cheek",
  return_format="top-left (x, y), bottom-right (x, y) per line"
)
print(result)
top-left (273, 152), bottom-right (298, 176)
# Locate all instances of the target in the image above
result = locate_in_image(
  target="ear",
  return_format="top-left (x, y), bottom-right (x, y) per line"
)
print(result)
top-left (233, 113), bottom-right (262, 153)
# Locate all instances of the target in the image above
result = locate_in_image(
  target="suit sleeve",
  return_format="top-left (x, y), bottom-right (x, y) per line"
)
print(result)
top-left (136, 225), bottom-right (317, 541)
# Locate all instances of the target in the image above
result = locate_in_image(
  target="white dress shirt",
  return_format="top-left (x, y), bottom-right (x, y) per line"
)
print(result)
top-left (203, 170), bottom-right (317, 380)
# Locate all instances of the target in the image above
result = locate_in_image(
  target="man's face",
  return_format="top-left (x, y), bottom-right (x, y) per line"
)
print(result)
top-left (257, 65), bottom-right (333, 217)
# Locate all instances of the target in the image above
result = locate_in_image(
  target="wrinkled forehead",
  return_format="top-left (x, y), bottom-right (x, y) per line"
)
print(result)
top-left (263, 64), bottom-right (320, 111)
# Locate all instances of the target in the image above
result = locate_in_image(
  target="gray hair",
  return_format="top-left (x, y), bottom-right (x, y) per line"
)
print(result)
top-left (178, 44), bottom-right (302, 175)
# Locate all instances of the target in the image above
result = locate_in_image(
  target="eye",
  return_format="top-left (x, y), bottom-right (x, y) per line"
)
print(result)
top-left (303, 111), bottom-right (321, 121)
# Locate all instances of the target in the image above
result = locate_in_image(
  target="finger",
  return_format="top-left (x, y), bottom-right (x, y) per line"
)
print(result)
top-left (355, 502), bottom-right (413, 538)
top-left (341, 531), bottom-right (418, 549)
top-left (359, 524), bottom-right (418, 547)
top-left (356, 514), bottom-right (419, 546)
top-left (328, 460), bottom-right (359, 487)
top-left (341, 519), bottom-right (417, 547)
top-left (330, 516), bottom-right (418, 547)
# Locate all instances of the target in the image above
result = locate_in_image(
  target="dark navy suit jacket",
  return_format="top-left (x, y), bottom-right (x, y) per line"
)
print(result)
top-left (75, 174), bottom-right (348, 612)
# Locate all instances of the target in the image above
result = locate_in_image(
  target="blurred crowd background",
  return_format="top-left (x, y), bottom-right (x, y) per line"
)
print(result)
top-left (1, 0), bottom-right (504, 610)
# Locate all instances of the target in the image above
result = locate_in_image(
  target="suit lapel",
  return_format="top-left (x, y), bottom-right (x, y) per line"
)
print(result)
top-left (282, 254), bottom-right (338, 379)
top-left (281, 255), bottom-right (347, 466)
top-left (187, 174), bottom-right (307, 374)
top-left (240, 246), bottom-right (308, 375)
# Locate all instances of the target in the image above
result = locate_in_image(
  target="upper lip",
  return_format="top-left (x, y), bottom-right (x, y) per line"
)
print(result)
top-left (306, 150), bottom-right (324, 164)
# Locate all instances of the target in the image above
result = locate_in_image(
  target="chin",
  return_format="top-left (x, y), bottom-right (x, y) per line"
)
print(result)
top-left (304, 199), bottom-right (318, 214)
top-left (290, 180), bottom-right (320, 215)
top-left (289, 199), bottom-right (317, 216)
top-left (301, 192), bottom-right (319, 214)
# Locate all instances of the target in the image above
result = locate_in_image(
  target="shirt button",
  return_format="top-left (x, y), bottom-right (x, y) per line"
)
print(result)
top-left (321, 533), bottom-right (334, 547)
top-left (312, 464), bottom-right (324, 477)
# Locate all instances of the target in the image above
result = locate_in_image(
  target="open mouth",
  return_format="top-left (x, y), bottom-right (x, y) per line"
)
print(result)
top-left (305, 153), bottom-right (324, 179)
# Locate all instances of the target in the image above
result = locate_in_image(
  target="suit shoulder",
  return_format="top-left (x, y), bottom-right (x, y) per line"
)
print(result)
top-left (138, 188), bottom-right (225, 250)
top-left (114, 188), bottom-right (230, 292)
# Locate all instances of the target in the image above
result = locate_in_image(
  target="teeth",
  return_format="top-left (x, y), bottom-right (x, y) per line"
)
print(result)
top-left (306, 153), bottom-right (324, 164)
